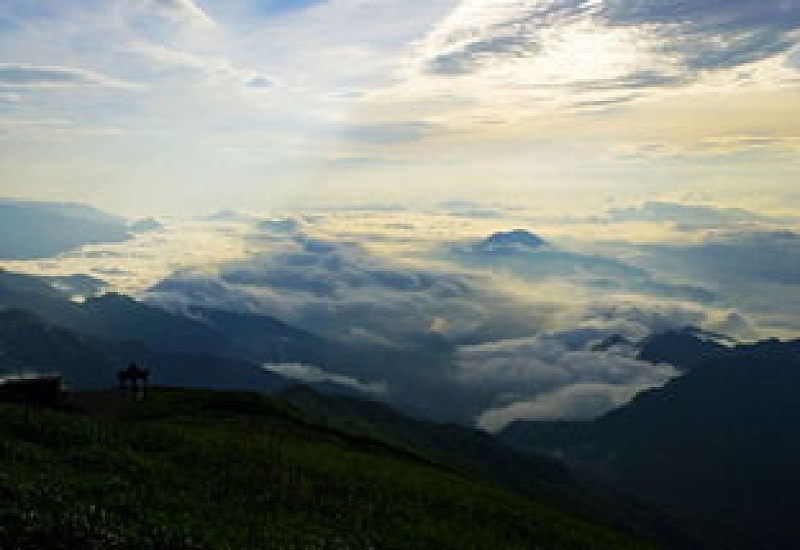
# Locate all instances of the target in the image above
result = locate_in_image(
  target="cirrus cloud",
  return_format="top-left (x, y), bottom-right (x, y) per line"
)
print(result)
top-left (0, 63), bottom-right (136, 89)
top-left (142, 0), bottom-right (217, 28)
top-left (389, 0), bottom-right (800, 119)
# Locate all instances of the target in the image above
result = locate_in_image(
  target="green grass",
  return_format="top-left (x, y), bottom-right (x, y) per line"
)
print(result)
top-left (0, 388), bottom-right (660, 549)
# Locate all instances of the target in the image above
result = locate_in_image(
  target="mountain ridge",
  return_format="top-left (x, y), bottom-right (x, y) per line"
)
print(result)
top-left (500, 335), bottom-right (800, 550)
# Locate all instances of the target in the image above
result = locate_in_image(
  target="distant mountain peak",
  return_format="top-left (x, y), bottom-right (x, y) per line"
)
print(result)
top-left (129, 217), bottom-right (164, 233)
top-left (476, 229), bottom-right (548, 252)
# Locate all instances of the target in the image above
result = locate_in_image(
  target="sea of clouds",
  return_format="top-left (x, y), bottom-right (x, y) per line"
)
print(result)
top-left (4, 200), bottom-right (798, 429)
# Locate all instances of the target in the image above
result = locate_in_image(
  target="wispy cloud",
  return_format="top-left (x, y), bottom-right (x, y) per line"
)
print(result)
top-left (367, 0), bottom-right (800, 134)
top-left (412, 0), bottom-right (800, 92)
top-left (600, 0), bottom-right (800, 71)
top-left (0, 63), bottom-right (136, 89)
top-left (262, 362), bottom-right (387, 395)
top-left (340, 122), bottom-right (435, 144)
top-left (143, 0), bottom-right (217, 28)
top-left (614, 135), bottom-right (800, 160)
top-left (127, 41), bottom-right (277, 89)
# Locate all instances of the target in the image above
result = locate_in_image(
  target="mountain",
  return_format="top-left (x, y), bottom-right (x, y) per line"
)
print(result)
top-left (282, 385), bottom-right (574, 488)
top-left (138, 352), bottom-right (292, 393)
top-left (636, 326), bottom-right (800, 371)
top-left (636, 327), bottom-right (731, 369)
top-left (0, 270), bottom-right (316, 360)
top-left (184, 305), bottom-right (327, 363)
top-left (0, 273), bottom-right (233, 357)
top-left (0, 387), bottom-right (661, 550)
top-left (0, 269), bottom-right (72, 300)
top-left (128, 217), bottom-right (164, 232)
top-left (500, 337), bottom-right (800, 550)
top-left (0, 269), bottom-right (92, 337)
top-left (0, 199), bottom-right (132, 259)
top-left (282, 385), bottom-right (702, 543)
top-left (457, 231), bottom-right (650, 279)
top-left (475, 229), bottom-right (548, 252)
top-left (40, 274), bottom-right (108, 298)
top-left (0, 269), bottom-right (370, 395)
top-left (0, 305), bottom-right (293, 392)
top-left (451, 232), bottom-right (716, 303)
top-left (79, 293), bottom-right (234, 356)
top-left (0, 308), bottom-right (116, 387)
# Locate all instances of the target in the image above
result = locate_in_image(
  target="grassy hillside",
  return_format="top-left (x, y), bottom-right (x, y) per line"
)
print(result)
top-left (0, 388), bottom-right (660, 550)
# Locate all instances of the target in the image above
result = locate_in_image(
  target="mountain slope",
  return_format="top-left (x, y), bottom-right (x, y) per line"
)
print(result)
top-left (0, 306), bottom-right (292, 392)
top-left (282, 385), bottom-right (699, 544)
top-left (79, 293), bottom-right (234, 356)
top-left (0, 308), bottom-right (116, 387)
top-left (0, 270), bottom-right (388, 397)
top-left (0, 270), bottom-right (336, 363)
top-left (282, 385), bottom-right (574, 488)
top-left (501, 338), bottom-right (800, 550)
top-left (0, 387), bottom-right (661, 550)
top-left (184, 305), bottom-right (328, 363)
top-left (636, 327), bottom-right (731, 370)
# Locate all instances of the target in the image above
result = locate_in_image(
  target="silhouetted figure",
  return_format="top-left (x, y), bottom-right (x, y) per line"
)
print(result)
top-left (118, 363), bottom-right (149, 400)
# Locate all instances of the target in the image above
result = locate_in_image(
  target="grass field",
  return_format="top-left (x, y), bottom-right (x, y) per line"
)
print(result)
top-left (0, 388), bottom-right (660, 550)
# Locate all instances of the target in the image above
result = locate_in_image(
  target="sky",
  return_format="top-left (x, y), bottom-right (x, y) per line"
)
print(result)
top-left (1, 0), bottom-right (799, 215)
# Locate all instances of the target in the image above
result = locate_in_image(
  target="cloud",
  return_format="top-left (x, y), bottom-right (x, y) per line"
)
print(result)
top-left (456, 331), bottom-right (678, 431)
top-left (420, 0), bottom-right (589, 76)
top-left (141, 216), bottom-right (759, 425)
top-left (477, 383), bottom-right (653, 432)
top-left (0, 0), bottom-right (797, 215)
top-left (262, 362), bottom-right (387, 395)
top-left (449, 228), bottom-right (721, 306)
top-left (0, 63), bottom-right (135, 89)
top-left (341, 122), bottom-right (435, 144)
top-left (256, 217), bottom-right (305, 234)
top-left (148, 230), bottom-right (498, 344)
top-left (425, 1), bottom-right (800, 79)
top-left (614, 135), bottom-right (800, 160)
top-left (240, 0), bottom-right (328, 18)
top-left (640, 230), bottom-right (800, 286)
top-left (0, 217), bottom-right (258, 298)
top-left (599, 229), bottom-right (800, 336)
top-left (141, 213), bottom-right (762, 347)
top-left (0, 92), bottom-right (21, 103)
top-left (245, 75), bottom-right (274, 88)
top-left (424, 34), bottom-right (542, 76)
top-left (323, 156), bottom-right (401, 169)
top-left (4, 207), bottom-right (775, 424)
top-left (575, 295), bottom-right (752, 338)
top-left (143, 0), bottom-right (217, 28)
top-left (127, 41), bottom-right (277, 89)
top-left (579, 69), bottom-right (691, 91)
top-left (600, 0), bottom-right (800, 70)
top-left (603, 201), bottom-right (770, 225)
top-left (397, 0), bottom-right (800, 117)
